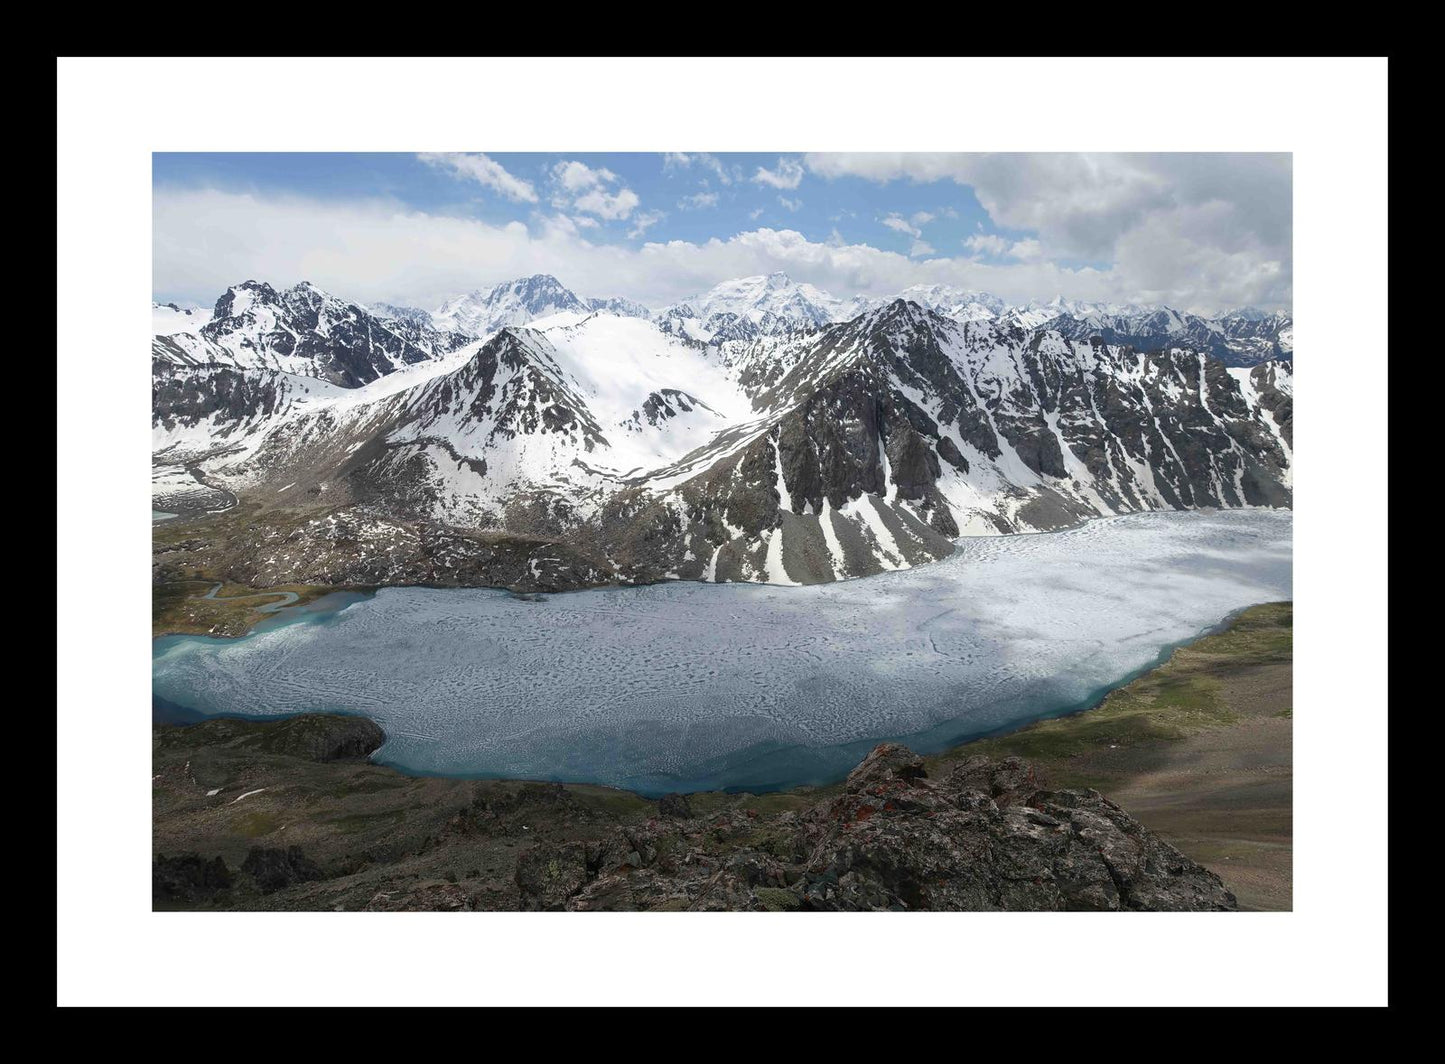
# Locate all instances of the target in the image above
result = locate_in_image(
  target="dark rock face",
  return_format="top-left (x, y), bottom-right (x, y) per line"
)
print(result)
top-left (1251, 360), bottom-right (1294, 448)
top-left (158, 504), bottom-right (614, 594)
top-left (515, 842), bottom-right (593, 910)
top-left (627, 388), bottom-right (705, 431)
top-left (843, 742), bottom-right (927, 792)
top-left (156, 714), bottom-right (384, 763)
top-left (935, 434), bottom-right (968, 472)
top-left (657, 793), bottom-right (693, 819)
top-left (241, 846), bottom-right (323, 893)
top-left (514, 745), bottom-right (1236, 912)
top-left (451, 782), bottom-right (596, 838)
top-left (153, 853), bottom-right (233, 904)
top-left (198, 280), bottom-right (469, 388)
top-left (252, 715), bottom-right (386, 762)
top-left (154, 714), bottom-right (1241, 913)
top-left (152, 364), bottom-right (293, 441)
top-left (1044, 307), bottom-right (1292, 368)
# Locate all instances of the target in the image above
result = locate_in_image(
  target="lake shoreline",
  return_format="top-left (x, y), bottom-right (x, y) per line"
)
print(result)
top-left (152, 504), bottom-right (1293, 639)
top-left (152, 601), bottom-right (1292, 911)
top-left (153, 509), bottom-right (1293, 795)
top-left (942, 601), bottom-right (1293, 910)
top-left (153, 597), bottom-right (1282, 794)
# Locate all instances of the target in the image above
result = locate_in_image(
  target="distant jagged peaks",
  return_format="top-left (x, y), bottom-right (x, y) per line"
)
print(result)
top-left (365, 302), bottom-right (434, 326)
top-left (586, 295), bottom-right (652, 320)
top-left (157, 271), bottom-right (1293, 371)
top-left (156, 278), bottom-right (472, 388)
top-left (1222, 306), bottom-right (1279, 322)
top-left (209, 279), bottom-right (353, 326)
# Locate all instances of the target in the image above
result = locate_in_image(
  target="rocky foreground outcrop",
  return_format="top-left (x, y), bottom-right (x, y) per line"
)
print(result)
top-left (515, 744), bottom-right (1235, 912)
top-left (154, 715), bottom-right (1234, 911)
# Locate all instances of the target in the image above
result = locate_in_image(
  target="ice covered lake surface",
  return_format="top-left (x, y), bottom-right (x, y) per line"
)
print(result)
top-left (153, 509), bottom-right (1292, 796)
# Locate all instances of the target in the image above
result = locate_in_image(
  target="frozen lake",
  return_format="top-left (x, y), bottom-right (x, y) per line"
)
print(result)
top-left (152, 508), bottom-right (1292, 794)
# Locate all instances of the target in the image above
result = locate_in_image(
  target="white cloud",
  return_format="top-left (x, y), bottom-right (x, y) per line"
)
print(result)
top-left (881, 213), bottom-right (921, 238)
top-left (664, 152), bottom-right (736, 185)
top-left (552, 160), bottom-right (617, 193)
top-left (152, 186), bottom-right (1144, 309)
top-left (416, 152), bottom-right (537, 203)
top-left (807, 152), bottom-right (1292, 309)
top-left (548, 159), bottom-right (640, 222)
top-left (152, 187), bottom-right (1280, 314)
top-left (679, 191), bottom-right (719, 210)
top-left (753, 157), bottom-right (804, 190)
top-left (626, 209), bottom-right (665, 239)
top-left (574, 186), bottom-right (640, 221)
top-left (1008, 238), bottom-right (1043, 261)
top-left (910, 211), bottom-right (935, 227)
top-left (963, 233), bottom-right (1010, 257)
top-left (777, 196), bottom-right (801, 212)
top-left (909, 240), bottom-right (936, 258)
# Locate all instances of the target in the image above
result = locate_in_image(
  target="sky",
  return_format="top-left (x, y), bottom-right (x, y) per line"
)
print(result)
top-left (152, 152), bottom-right (1292, 315)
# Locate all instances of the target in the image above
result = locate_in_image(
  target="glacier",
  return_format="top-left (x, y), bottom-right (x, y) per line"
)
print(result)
top-left (152, 508), bottom-right (1292, 795)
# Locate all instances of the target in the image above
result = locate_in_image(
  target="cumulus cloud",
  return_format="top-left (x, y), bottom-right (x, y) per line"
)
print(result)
top-left (777, 196), bottom-right (802, 212)
top-left (807, 152), bottom-right (1292, 309)
top-left (753, 157), bottom-right (804, 190)
top-left (549, 159), bottom-right (641, 222)
top-left (553, 160), bottom-right (617, 193)
top-left (678, 191), bottom-right (719, 210)
top-left (417, 152), bottom-right (537, 203)
top-left (664, 152), bottom-right (737, 185)
top-left (574, 186), bottom-right (640, 221)
top-left (882, 213), bottom-right (922, 238)
top-left (153, 187), bottom-right (1164, 312)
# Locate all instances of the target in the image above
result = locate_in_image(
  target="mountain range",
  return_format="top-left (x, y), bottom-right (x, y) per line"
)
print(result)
top-left (153, 273), bottom-right (1293, 591)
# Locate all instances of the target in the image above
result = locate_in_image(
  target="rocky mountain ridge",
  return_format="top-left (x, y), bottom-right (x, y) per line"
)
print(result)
top-left (153, 280), bottom-right (474, 388)
top-left (153, 276), bottom-right (1293, 590)
top-left (152, 716), bottom-right (1237, 912)
top-left (159, 271), bottom-right (1294, 368)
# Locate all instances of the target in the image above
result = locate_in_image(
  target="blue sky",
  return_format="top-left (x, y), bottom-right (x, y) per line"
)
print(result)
top-left (152, 152), bottom-right (1291, 314)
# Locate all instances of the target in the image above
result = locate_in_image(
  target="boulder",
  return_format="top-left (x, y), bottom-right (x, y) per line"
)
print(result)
top-left (242, 846), bottom-right (323, 893)
top-left (153, 853), bottom-right (232, 904)
top-left (657, 793), bottom-right (693, 819)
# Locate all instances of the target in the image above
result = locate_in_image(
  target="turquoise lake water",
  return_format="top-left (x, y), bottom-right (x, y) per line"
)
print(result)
top-left (152, 508), bottom-right (1292, 795)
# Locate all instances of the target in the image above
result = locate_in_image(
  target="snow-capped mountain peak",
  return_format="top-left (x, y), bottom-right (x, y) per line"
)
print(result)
top-left (154, 272), bottom-right (1293, 592)
top-left (432, 274), bottom-right (590, 337)
top-left (153, 279), bottom-right (472, 388)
